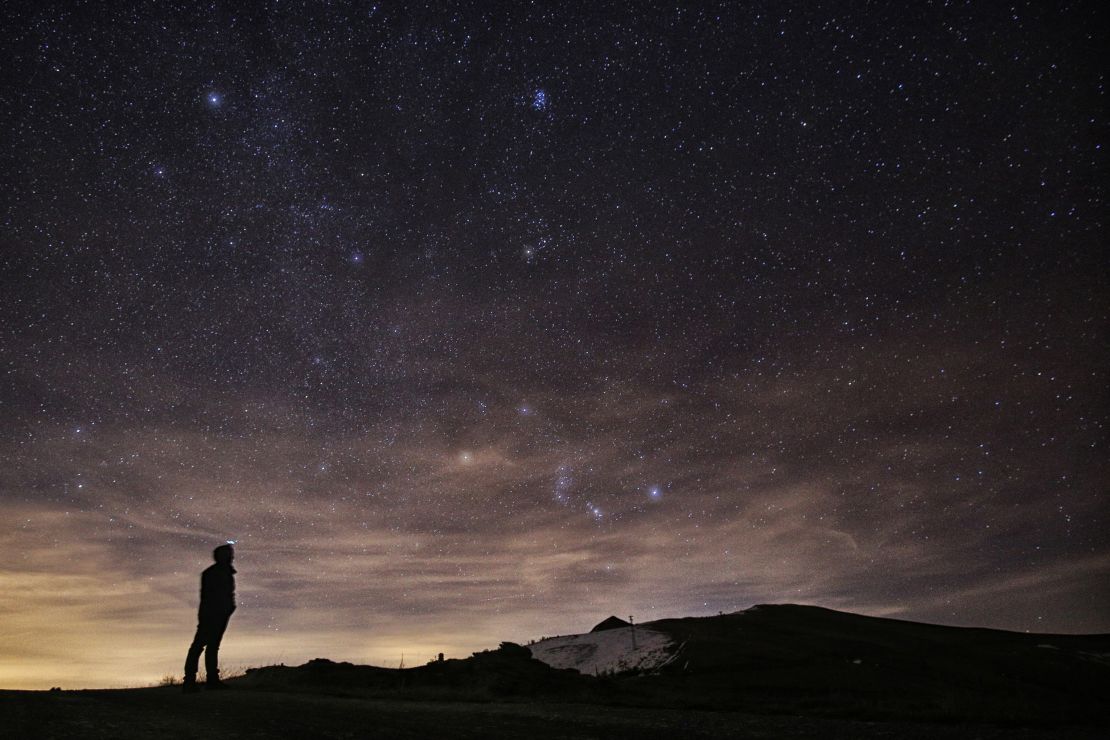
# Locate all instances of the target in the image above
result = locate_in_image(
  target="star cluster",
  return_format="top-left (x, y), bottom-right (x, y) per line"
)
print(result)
top-left (0, 2), bottom-right (1105, 689)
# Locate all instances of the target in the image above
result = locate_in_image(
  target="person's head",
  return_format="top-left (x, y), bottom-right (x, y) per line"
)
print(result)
top-left (213, 544), bottom-right (234, 564)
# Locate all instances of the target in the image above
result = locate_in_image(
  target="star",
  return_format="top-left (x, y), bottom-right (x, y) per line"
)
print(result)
top-left (0, 0), bottom-right (1104, 691)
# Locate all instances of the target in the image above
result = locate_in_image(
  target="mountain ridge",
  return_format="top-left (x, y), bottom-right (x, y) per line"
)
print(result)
top-left (234, 603), bottom-right (1110, 726)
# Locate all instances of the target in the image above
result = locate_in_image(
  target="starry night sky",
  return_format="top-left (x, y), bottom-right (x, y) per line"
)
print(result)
top-left (1, 2), bottom-right (1106, 688)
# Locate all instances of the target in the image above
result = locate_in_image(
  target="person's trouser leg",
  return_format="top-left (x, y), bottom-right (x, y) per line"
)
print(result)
top-left (203, 612), bottom-right (232, 684)
top-left (184, 622), bottom-right (207, 682)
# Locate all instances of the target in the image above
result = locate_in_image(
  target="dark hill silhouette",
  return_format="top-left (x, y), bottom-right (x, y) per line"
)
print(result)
top-left (590, 615), bottom-right (631, 632)
top-left (233, 604), bottom-right (1109, 727)
top-left (642, 604), bottom-right (1110, 724)
top-left (239, 642), bottom-right (588, 700)
top-left (6, 604), bottom-right (1105, 738)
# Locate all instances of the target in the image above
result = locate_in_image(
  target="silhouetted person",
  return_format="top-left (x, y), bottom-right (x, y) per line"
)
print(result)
top-left (183, 543), bottom-right (236, 692)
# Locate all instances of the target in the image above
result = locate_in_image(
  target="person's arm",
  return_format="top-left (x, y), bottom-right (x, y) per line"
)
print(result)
top-left (200, 568), bottom-right (212, 605)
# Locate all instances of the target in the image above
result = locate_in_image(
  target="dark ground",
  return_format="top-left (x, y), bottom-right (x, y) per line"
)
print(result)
top-left (6, 605), bottom-right (1108, 738)
top-left (2, 686), bottom-right (1105, 740)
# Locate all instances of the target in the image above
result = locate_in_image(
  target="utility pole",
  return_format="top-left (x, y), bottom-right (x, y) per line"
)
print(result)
top-left (629, 615), bottom-right (637, 650)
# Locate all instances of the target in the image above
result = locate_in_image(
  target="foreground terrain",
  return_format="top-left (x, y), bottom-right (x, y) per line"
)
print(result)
top-left (3, 686), bottom-right (1104, 739)
top-left (6, 605), bottom-right (1108, 738)
top-left (237, 605), bottom-right (1110, 727)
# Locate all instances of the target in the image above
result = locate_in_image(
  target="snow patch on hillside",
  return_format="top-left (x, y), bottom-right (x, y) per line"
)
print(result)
top-left (528, 627), bottom-right (676, 676)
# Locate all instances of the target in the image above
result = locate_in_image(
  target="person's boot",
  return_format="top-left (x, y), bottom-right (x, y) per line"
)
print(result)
top-left (205, 669), bottom-right (229, 690)
top-left (182, 676), bottom-right (200, 694)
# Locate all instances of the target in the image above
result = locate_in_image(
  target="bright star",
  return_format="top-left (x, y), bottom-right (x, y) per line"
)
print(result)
top-left (555, 467), bottom-right (572, 503)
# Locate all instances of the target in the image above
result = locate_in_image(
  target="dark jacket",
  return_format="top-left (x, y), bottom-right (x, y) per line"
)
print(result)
top-left (199, 562), bottom-right (236, 615)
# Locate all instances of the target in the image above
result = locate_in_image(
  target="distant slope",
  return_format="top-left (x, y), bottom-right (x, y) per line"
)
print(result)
top-left (529, 626), bottom-right (675, 675)
top-left (239, 644), bottom-right (588, 701)
top-left (237, 604), bottom-right (1110, 726)
top-left (639, 604), bottom-right (1110, 723)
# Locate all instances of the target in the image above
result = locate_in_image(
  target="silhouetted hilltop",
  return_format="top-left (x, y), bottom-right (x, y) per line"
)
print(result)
top-left (638, 604), bottom-right (1110, 723)
top-left (240, 642), bottom-right (590, 701)
top-left (236, 605), bottom-right (1110, 726)
top-left (590, 615), bottom-right (631, 632)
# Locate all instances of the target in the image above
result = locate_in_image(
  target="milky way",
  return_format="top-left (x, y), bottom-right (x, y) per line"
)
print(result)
top-left (1, 2), bottom-right (1105, 689)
